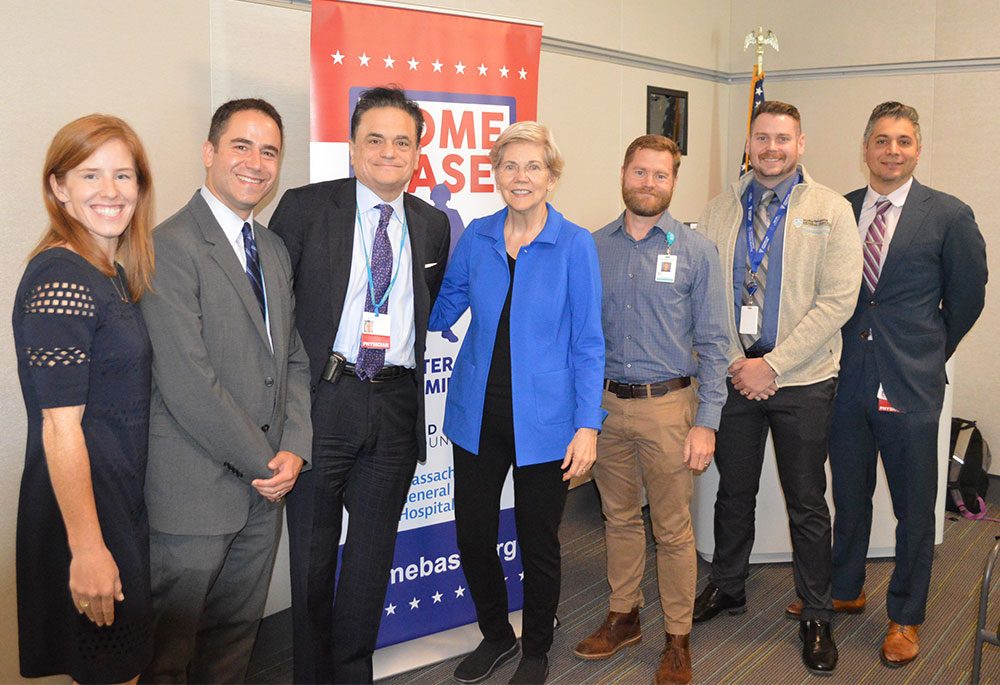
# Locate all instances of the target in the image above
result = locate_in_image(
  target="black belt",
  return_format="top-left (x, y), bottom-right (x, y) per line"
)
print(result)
top-left (744, 345), bottom-right (772, 359)
top-left (343, 362), bottom-right (413, 383)
top-left (604, 377), bottom-right (691, 399)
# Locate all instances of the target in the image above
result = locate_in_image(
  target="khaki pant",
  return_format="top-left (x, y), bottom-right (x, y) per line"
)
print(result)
top-left (592, 385), bottom-right (697, 634)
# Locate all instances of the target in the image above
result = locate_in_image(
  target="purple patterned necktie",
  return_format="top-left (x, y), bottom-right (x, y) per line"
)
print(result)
top-left (355, 203), bottom-right (394, 380)
top-left (863, 198), bottom-right (892, 294)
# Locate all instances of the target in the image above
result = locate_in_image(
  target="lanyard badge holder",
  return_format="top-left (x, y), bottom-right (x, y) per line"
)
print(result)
top-left (740, 176), bottom-right (799, 336)
top-left (655, 231), bottom-right (677, 283)
top-left (357, 206), bottom-right (408, 350)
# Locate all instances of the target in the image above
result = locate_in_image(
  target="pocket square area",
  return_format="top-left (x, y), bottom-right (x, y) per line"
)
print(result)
top-left (424, 262), bottom-right (438, 268)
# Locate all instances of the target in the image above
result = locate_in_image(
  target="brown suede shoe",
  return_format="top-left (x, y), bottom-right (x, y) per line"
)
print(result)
top-left (573, 608), bottom-right (641, 659)
top-left (785, 590), bottom-right (867, 618)
top-left (655, 633), bottom-right (692, 685)
top-left (881, 621), bottom-right (919, 667)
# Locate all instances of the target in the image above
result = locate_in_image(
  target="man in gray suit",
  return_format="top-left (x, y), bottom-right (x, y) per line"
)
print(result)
top-left (140, 99), bottom-right (312, 683)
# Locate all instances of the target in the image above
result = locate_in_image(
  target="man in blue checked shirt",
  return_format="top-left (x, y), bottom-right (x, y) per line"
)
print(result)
top-left (574, 135), bottom-right (729, 685)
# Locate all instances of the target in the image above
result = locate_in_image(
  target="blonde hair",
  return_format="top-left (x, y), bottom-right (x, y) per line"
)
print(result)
top-left (33, 114), bottom-right (155, 300)
top-left (488, 121), bottom-right (564, 180)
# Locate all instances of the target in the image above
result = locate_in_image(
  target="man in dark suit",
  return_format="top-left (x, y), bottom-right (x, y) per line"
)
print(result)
top-left (140, 99), bottom-right (312, 682)
top-left (785, 101), bottom-right (987, 667)
top-left (269, 86), bottom-right (450, 684)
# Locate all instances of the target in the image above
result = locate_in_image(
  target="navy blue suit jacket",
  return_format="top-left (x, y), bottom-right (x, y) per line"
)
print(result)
top-left (839, 179), bottom-right (987, 412)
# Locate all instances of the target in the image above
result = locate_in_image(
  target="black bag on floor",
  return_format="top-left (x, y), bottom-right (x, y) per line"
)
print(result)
top-left (947, 417), bottom-right (991, 516)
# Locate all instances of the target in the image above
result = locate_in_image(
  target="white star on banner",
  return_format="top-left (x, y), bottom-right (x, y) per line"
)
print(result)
top-left (519, 572), bottom-right (524, 581)
top-left (455, 585), bottom-right (466, 598)
top-left (518, 68), bottom-right (528, 79)
top-left (408, 57), bottom-right (419, 71)
top-left (359, 53), bottom-right (370, 67)
top-left (477, 63), bottom-right (488, 76)
top-left (455, 61), bottom-right (466, 74)
top-left (385, 603), bottom-right (396, 615)
top-left (331, 51), bottom-right (344, 64)
top-left (499, 65), bottom-right (510, 78)
top-left (432, 59), bottom-right (443, 72)
top-left (409, 597), bottom-right (420, 610)
top-left (756, 85), bottom-right (763, 95)
top-left (383, 54), bottom-right (395, 69)
top-left (432, 591), bottom-right (443, 603)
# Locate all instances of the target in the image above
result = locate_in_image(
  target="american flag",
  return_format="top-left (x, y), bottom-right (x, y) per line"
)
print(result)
top-left (740, 64), bottom-right (765, 176)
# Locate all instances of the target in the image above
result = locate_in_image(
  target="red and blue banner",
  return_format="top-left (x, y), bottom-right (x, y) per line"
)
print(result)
top-left (310, 0), bottom-right (542, 648)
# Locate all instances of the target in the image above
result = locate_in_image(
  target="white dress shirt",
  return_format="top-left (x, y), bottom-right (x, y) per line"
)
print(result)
top-left (858, 176), bottom-right (914, 270)
top-left (333, 181), bottom-right (416, 367)
top-left (200, 185), bottom-right (272, 349)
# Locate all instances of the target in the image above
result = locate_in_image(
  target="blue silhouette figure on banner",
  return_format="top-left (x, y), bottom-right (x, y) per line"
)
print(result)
top-left (431, 183), bottom-right (466, 343)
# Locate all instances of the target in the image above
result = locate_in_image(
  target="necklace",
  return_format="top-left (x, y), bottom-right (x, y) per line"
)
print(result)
top-left (109, 270), bottom-right (130, 303)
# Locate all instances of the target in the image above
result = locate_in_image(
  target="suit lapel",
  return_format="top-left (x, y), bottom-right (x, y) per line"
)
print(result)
top-left (328, 179), bottom-right (358, 332)
top-left (405, 194), bottom-right (430, 332)
top-left (876, 179), bottom-right (931, 292)
top-left (189, 192), bottom-right (271, 348)
top-left (256, 222), bottom-right (284, 359)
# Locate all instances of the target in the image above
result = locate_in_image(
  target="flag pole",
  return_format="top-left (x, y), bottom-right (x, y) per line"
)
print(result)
top-left (740, 27), bottom-right (779, 176)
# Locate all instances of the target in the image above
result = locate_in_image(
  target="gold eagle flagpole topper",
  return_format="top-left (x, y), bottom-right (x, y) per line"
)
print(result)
top-left (744, 26), bottom-right (779, 70)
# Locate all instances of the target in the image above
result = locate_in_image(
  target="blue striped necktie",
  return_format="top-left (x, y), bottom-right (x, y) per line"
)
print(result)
top-left (242, 222), bottom-right (266, 320)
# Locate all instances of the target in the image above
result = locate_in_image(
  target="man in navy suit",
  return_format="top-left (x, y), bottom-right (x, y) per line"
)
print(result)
top-left (786, 101), bottom-right (987, 667)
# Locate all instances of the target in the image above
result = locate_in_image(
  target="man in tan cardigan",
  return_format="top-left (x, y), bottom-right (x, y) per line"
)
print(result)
top-left (692, 101), bottom-right (862, 675)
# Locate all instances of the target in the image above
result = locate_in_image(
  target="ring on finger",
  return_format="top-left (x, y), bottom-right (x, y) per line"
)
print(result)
top-left (79, 601), bottom-right (90, 609)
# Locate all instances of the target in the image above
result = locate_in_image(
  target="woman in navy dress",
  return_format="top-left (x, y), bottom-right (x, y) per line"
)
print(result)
top-left (12, 115), bottom-right (156, 684)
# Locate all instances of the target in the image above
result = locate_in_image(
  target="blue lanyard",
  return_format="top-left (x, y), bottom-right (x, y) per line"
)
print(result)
top-left (744, 174), bottom-right (799, 274)
top-left (356, 205), bottom-right (408, 316)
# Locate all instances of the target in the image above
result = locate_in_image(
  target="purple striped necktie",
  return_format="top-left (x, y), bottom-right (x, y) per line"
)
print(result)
top-left (862, 198), bottom-right (892, 294)
top-left (355, 203), bottom-right (395, 380)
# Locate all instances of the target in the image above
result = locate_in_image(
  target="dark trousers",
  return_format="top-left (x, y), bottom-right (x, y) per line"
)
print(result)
top-left (452, 399), bottom-right (569, 657)
top-left (286, 373), bottom-right (418, 684)
top-left (829, 344), bottom-right (939, 625)
top-left (710, 378), bottom-right (836, 621)
top-left (145, 495), bottom-right (281, 684)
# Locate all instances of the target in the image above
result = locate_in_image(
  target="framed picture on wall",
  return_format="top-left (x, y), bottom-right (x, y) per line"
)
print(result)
top-left (647, 86), bottom-right (688, 154)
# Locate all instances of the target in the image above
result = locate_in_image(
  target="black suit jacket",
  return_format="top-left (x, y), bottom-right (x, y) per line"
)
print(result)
top-left (269, 177), bottom-right (450, 459)
top-left (840, 179), bottom-right (987, 412)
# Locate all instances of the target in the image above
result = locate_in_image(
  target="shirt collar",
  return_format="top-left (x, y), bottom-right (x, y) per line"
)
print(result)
top-left (200, 185), bottom-right (254, 245)
top-left (863, 176), bottom-right (914, 209)
top-left (750, 171), bottom-right (798, 205)
top-left (355, 180), bottom-right (406, 223)
top-left (611, 210), bottom-right (676, 242)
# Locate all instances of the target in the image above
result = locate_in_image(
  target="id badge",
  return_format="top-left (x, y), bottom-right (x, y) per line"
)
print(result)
top-left (655, 254), bottom-right (677, 283)
top-left (877, 383), bottom-right (901, 413)
top-left (739, 305), bottom-right (760, 335)
top-left (361, 311), bottom-right (391, 349)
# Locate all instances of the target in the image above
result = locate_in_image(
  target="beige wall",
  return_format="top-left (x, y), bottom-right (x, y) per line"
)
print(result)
top-left (1, 0), bottom-right (994, 680)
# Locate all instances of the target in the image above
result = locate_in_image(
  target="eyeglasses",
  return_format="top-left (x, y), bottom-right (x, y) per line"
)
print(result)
top-left (496, 161), bottom-right (548, 178)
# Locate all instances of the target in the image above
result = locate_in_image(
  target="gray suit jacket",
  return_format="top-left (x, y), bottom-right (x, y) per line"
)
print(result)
top-left (141, 191), bottom-right (312, 535)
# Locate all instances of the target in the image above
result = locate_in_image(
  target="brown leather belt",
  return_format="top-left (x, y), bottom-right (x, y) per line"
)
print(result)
top-left (604, 377), bottom-right (691, 399)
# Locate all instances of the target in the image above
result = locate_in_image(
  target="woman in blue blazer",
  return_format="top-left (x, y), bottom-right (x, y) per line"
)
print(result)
top-left (430, 122), bottom-right (605, 685)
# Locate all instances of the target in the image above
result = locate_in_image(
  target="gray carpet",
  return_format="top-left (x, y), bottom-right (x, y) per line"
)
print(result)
top-left (250, 479), bottom-right (1000, 683)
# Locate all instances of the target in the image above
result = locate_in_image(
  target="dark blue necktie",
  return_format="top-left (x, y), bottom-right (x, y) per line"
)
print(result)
top-left (242, 222), bottom-right (266, 320)
top-left (356, 203), bottom-right (394, 380)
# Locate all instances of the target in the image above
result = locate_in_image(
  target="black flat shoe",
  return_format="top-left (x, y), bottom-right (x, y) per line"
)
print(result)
top-left (454, 637), bottom-right (520, 683)
top-left (799, 619), bottom-right (838, 674)
top-left (692, 583), bottom-right (746, 623)
top-left (509, 655), bottom-right (548, 685)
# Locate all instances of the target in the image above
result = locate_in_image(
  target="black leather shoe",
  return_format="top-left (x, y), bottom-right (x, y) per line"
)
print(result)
top-left (454, 637), bottom-right (520, 683)
top-left (692, 583), bottom-right (746, 623)
top-left (799, 619), bottom-right (838, 674)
